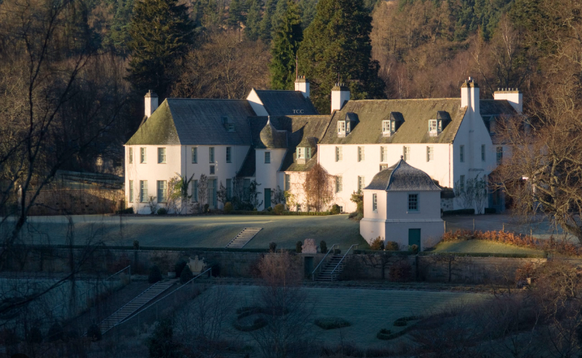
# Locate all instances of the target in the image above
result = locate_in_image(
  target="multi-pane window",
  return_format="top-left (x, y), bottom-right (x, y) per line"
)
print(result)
top-left (459, 175), bottom-right (465, 191)
top-left (382, 120), bottom-right (390, 135)
top-left (428, 119), bottom-right (438, 133)
top-left (140, 147), bottom-right (146, 163)
top-left (357, 176), bottom-right (365, 193)
top-left (129, 148), bottom-right (133, 164)
top-left (210, 165), bottom-right (215, 175)
top-left (226, 147), bottom-right (232, 163)
top-left (129, 180), bottom-right (134, 203)
top-left (460, 145), bottom-right (465, 162)
top-left (139, 180), bottom-right (148, 202)
top-left (284, 174), bottom-right (290, 191)
top-left (427, 146), bottom-right (433, 162)
top-left (265, 151), bottom-right (271, 163)
top-left (372, 194), bottom-right (377, 211)
top-left (209, 147), bottom-right (215, 163)
top-left (408, 194), bottom-right (418, 211)
top-left (380, 146), bottom-right (387, 162)
top-left (335, 176), bottom-right (343, 193)
top-left (379, 164), bottom-right (389, 171)
top-left (496, 146), bottom-right (503, 165)
top-left (335, 146), bottom-right (343, 162)
top-left (158, 147), bottom-right (166, 163)
top-left (192, 180), bottom-right (198, 202)
top-left (157, 181), bottom-right (167, 203)
top-left (192, 147), bottom-right (198, 164)
top-left (226, 179), bottom-right (232, 199)
top-left (403, 146), bottom-right (410, 161)
top-left (337, 121), bottom-right (346, 135)
top-left (481, 144), bottom-right (486, 162)
top-left (358, 146), bottom-right (365, 162)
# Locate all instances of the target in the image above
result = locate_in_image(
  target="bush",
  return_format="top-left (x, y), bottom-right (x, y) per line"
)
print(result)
top-left (320, 240), bottom-right (328, 253)
top-left (203, 204), bottom-right (210, 213)
top-left (385, 241), bottom-right (399, 251)
top-left (269, 242), bottom-right (277, 252)
top-left (389, 260), bottom-right (412, 282)
top-left (273, 203), bottom-right (285, 215)
top-left (409, 244), bottom-right (419, 254)
top-left (180, 265), bottom-right (194, 283)
top-left (87, 323), bottom-right (102, 341)
top-left (330, 204), bottom-right (341, 214)
top-left (174, 260), bottom-right (187, 278)
top-left (116, 207), bottom-right (134, 214)
top-left (370, 237), bottom-right (384, 250)
top-left (314, 317), bottom-right (351, 330)
top-left (26, 326), bottom-right (42, 344)
top-left (224, 202), bottom-right (233, 214)
top-left (157, 208), bottom-right (168, 215)
top-left (296, 241), bottom-right (303, 253)
top-left (148, 265), bottom-right (162, 283)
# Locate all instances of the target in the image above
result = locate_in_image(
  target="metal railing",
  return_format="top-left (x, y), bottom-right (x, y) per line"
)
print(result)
top-left (311, 244), bottom-right (337, 281)
top-left (329, 244), bottom-right (358, 281)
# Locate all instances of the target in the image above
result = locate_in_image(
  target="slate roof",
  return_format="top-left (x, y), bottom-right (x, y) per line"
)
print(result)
top-left (320, 99), bottom-right (467, 145)
top-left (366, 159), bottom-right (442, 191)
top-left (254, 90), bottom-right (318, 116)
top-left (480, 99), bottom-right (519, 144)
top-left (258, 118), bottom-right (288, 148)
top-left (125, 99), bottom-right (255, 145)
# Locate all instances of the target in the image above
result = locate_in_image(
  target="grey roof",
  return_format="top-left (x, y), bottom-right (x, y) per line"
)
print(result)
top-left (258, 119), bottom-right (287, 148)
top-left (365, 159), bottom-right (441, 191)
top-left (126, 99), bottom-right (255, 145)
top-left (320, 99), bottom-right (467, 145)
top-left (480, 99), bottom-right (519, 144)
top-left (237, 147), bottom-right (256, 177)
top-left (254, 90), bottom-right (318, 116)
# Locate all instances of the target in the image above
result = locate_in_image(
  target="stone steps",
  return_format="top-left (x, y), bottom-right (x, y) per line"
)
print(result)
top-left (225, 227), bottom-right (262, 249)
top-left (315, 255), bottom-right (345, 282)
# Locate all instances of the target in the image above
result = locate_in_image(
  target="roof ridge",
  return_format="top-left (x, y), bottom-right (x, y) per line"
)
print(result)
top-left (165, 98), bottom-right (248, 102)
top-left (386, 159), bottom-right (403, 190)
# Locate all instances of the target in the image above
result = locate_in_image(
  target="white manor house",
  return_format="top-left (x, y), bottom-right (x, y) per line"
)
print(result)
top-left (124, 77), bottom-right (520, 215)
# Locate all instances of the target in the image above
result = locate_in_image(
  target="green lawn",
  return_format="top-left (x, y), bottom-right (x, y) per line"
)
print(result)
top-left (432, 239), bottom-right (544, 256)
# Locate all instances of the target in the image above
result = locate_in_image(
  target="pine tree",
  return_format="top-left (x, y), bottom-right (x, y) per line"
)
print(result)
top-left (298, 0), bottom-right (385, 113)
top-left (259, 0), bottom-right (276, 42)
top-left (271, 0), bottom-right (288, 31)
top-left (245, 0), bottom-right (262, 41)
top-left (298, 0), bottom-right (317, 29)
top-left (127, 0), bottom-right (195, 99)
top-left (227, 0), bottom-right (243, 28)
top-left (270, 0), bottom-right (302, 90)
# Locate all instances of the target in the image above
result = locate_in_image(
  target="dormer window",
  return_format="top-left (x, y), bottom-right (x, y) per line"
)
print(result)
top-left (296, 146), bottom-right (312, 164)
top-left (337, 121), bottom-right (346, 137)
top-left (382, 120), bottom-right (396, 136)
top-left (222, 116), bottom-right (235, 132)
top-left (428, 119), bottom-right (442, 136)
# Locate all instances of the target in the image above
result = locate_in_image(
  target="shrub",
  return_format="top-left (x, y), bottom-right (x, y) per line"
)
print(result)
top-left (370, 237), bottom-right (384, 250)
top-left (330, 204), bottom-right (341, 214)
top-left (389, 260), bottom-right (412, 282)
top-left (180, 265), bottom-right (194, 283)
top-left (269, 242), bottom-right (277, 252)
top-left (203, 204), bottom-right (210, 213)
top-left (273, 203), bottom-right (285, 215)
top-left (116, 207), bottom-right (134, 214)
top-left (314, 317), bottom-right (351, 330)
top-left (385, 241), bottom-right (399, 251)
top-left (409, 244), bottom-right (419, 254)
top-left (296, 241), bottom-right (303, 253)
top-left (174, 260), bottom-right (187, 278)
top-left (148, 265), bottom-right (162, 283)
top-left (224, 202), bottom-right (233, 214)
top-left (320, 240), bottom-right (328, 253)
top-left (26, 326), bottom-right (42, 344)
top-left (87, 323), bottom-right (102, 342)
top-left (157, 208), bottom-right (168, 215)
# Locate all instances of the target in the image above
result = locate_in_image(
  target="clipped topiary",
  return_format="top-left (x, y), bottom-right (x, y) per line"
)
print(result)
top-left (296, 241), bottom-right (303, 253)
top-left (385, 241), bottom-right (399, 251)
top-left (320, 240), bottom-right (327, 253)
top-left (174, 260), bottom-right (187, 278)
top-left (269, 242), bottom-right (277, 252)
top-left (330, 204), bottom-right (341, 214)
top-left (224, 202), bottom-right (233, 214)
top-left (370, 237), bottom-right (384, 250)
top-left (180, 265), bottom-right (194, 283)
top-left (87, 323), bottom-right (102, 341)
top-left (157, 207), bottom-right (168, 215)
top-left (273, 203), bottom-right (285, 215)
top-left (148, 265), bottom-right (162, 283)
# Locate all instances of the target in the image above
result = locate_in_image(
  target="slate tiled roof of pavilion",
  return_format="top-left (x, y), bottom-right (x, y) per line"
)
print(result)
top-left (253, 90), bottom-right (318, 116)
top-left (125, 99), bottom-right (255, 145)
top-left (366, 159), bottom-right (441, 191)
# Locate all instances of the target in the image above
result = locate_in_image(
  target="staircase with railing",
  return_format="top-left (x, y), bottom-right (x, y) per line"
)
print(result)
top-left (311, 244), bottom-right (337, 281)
top-left (313, 244), bottom-right (358, 282)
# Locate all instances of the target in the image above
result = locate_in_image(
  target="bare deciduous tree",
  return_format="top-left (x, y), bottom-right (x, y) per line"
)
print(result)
top-left (303, 163), bottom-right (333, 212)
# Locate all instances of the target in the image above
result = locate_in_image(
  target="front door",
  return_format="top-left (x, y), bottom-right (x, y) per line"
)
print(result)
top-left (408, 228), bottom-right (421, 250)
top-left (264, 188), bottom-right (271, 209)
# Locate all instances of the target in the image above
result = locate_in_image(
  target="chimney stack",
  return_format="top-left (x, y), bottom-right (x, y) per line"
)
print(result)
top-left (494, 88), bottom-right (523, 113)
top-left (460, 77), bottom-right (479, 115)
top-left (145, 90), bottom-right (158, 118)
top-left (295, 76), bottom-right (310, 98)
top-left (331, 83), bottom-right (350, 112)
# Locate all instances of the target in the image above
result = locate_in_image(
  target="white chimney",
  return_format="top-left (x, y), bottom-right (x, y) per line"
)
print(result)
top-left (460, 77), bottom-right (479, 115)
top-left (295, 76), bottom-right (310, 98)
top-left (145, 90), bottom-right (158, 117)
top-left (494, 88), bottom-right (523, 113)
top-left (331, 83), bottom-right (350, 112)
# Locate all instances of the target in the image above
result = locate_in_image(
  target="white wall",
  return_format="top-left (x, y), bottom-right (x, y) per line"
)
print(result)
top-left (246, 89), bottom-right (268, 116)
top-left (359, 220), bottom-right (444, 250)
top-left (255, 148), bottom-right (286, 210)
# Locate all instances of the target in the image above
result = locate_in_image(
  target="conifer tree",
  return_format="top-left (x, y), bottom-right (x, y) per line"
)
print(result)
top-left (271, 0), bottom-right (288, 31)
top-left (270, 0), bottom-right (302, 90)
top-left (245, 0), bottom-right (262, 41)
top-left (259, 0), bottom-right (276, 42)
top-left (127, 0), bottom-right (195, 99)
top-left (298, 0), bottom-right (385, 113)
top-left (227, 0), bottom-right (243, 28)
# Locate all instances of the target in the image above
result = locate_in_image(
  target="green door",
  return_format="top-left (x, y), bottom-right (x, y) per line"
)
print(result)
top-left (408, 229), bottom-right (421, 250)
top-left (264, 188), bottom-right (271, 209)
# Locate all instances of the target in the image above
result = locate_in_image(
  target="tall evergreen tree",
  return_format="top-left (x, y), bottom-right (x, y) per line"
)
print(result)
top-left (245, 0), bottom-right (262, 40)
top-left (270, 0), bottom-right (302, 90)
top-left (298, 0), bottom-right (385, 113)
top-left (271, 0), bottom-right (288, 31)
top-left (298, 0), bottom-right (317, 29)
top-left (259, 0), bottom-right (276, 42)
top-left (127, 0), bottom-right (195, 99)
top-left (227, 0), bottom-right (243, 28)
top-left (103, 0), bottom-right (135, 55)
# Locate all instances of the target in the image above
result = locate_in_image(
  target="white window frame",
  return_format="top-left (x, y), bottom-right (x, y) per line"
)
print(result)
top-left (337, 121), bottom-right (346, 137)
top-left (379, 164), bottom-right (388, 171)
top-left (357, 176), bottom-right (365, 193)
top-left (192, 147), bottom-right (198, 164)
top-left (297, 147), bottom-right (304, 159)
top-left (209, 147), bottom-right (215, 163)
top-left (284, 174), bottom-right (290, 191)
top-left (408, 193), bottom-right (419, 211)
top-left (373, 193), bottom-right (377, 212)
top-left (226, 147), bottom-right (232, 163)
top-left (210, 165), bottom-right (215, 175)
top-left (140, 180), bottom-right (148, 202)
top-left (481, 144), bottom-right (486, 162)
top-left (335, 176), bottom-right (342, 193)
top-left (335, 146), bottom-right (342, 162)
top-left (403, 146), bottom-right (410, 161)
top-left (265, 151), bottom-right (271, 164)
top-left (380, 146), bottom-right (387, 162)
top-left (427, 146), bottom-right (433, 162)
top-left (140, 147), bottom-right (146, 163)
top-left (129, 147), bottom-right (133, 164)
top-left (129, 180), bottom-right (134, 203)
top-left (358, 146), bottom-right (365, 162)
top-left (460, 145), bottom-right (465, 163)
top-left (158, 147), bottom-right (166, 164)
top-left (157, 181), bottom-right (167, 203)
top-left (192, 180), bottom-right (198, 202)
